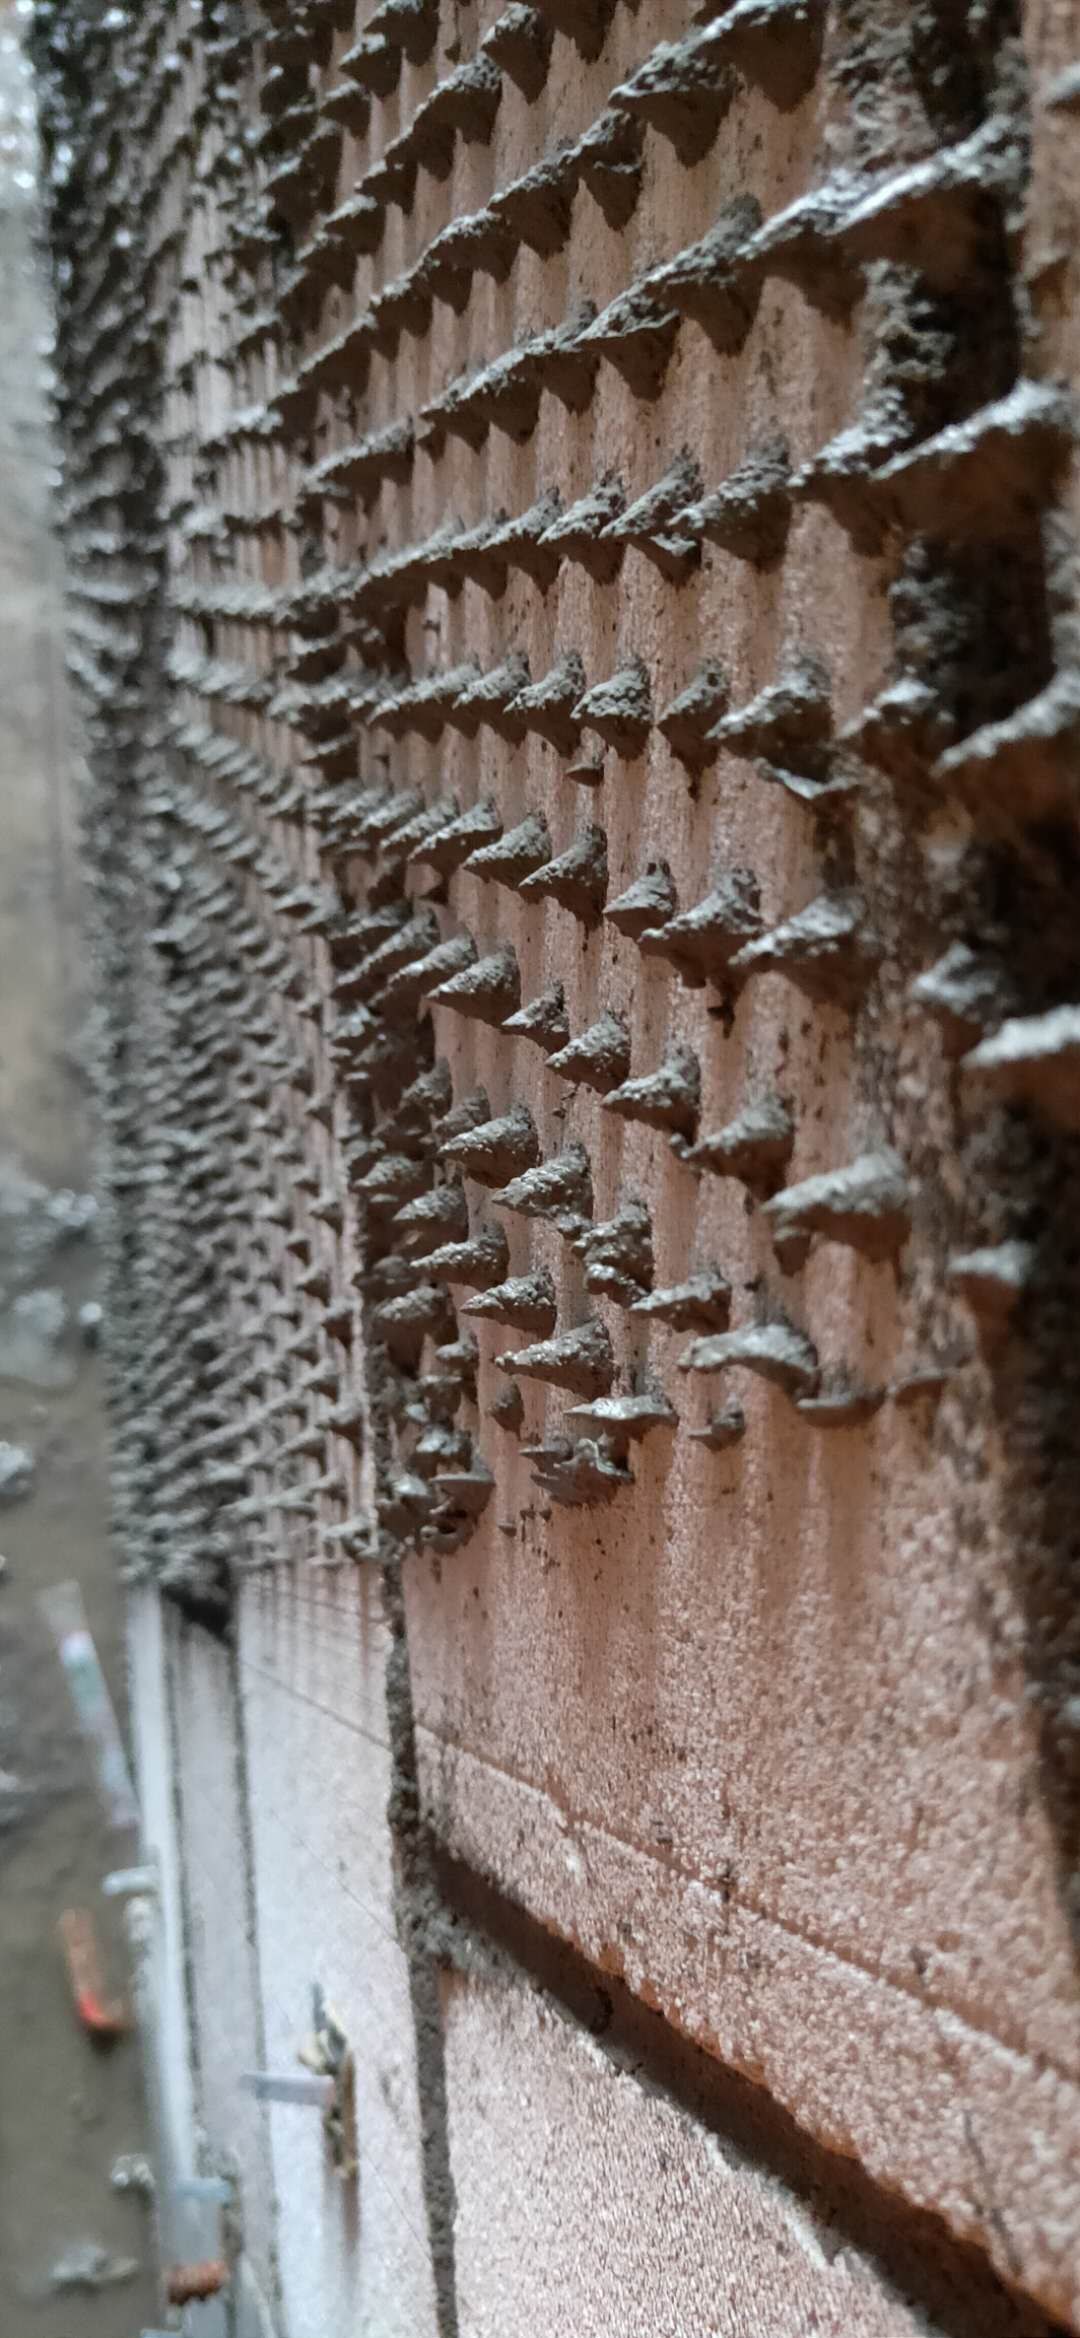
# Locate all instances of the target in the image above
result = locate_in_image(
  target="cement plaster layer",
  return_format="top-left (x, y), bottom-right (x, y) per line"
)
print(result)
top-left (237, 1570), bottom-right (439, 2338)
top-left (125, 1586), bottom-right (198, 2244)
top-left (167, 1609), bottom-right (281, 2309)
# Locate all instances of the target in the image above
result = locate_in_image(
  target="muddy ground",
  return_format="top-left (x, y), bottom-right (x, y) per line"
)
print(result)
top-left (0, 11), bottom-right (157, 2330)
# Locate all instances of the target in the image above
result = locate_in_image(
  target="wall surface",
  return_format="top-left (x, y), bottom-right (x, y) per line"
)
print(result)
top-left (31, 0), bottom-right (1080, 2332)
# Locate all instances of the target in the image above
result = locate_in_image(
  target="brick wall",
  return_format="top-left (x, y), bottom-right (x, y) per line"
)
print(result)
top-left (31, 0), bottom-right (1080, 2330)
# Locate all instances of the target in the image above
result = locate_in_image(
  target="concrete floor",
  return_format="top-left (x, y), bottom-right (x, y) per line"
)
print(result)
top-left (0, 13), bottom-right (156, 2331)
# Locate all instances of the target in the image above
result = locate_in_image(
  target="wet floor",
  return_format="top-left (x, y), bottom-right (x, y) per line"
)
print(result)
top-left (0, 9), bottom-right (156, 2329)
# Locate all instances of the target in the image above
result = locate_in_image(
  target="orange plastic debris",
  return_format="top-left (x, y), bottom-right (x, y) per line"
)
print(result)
top-left (166, 2259), bottom-right (229, 2305)
top-left (58, 1908), bottom-right (128, 2040)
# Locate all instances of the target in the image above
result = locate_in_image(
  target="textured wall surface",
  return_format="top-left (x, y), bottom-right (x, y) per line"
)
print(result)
top-left (443, 1957), bottom-right (960, 2338)
top-left (30, 0), bottom-right (1080, 2331)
